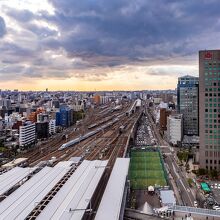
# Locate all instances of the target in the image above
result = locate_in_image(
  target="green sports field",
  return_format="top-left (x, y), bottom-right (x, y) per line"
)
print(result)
top-left (129, 150), bottom-right (167, 189)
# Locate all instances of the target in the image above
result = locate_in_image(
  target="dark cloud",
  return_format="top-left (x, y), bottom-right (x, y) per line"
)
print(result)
top-left (26, 23), bottom-right (58, 38)
top-left (45, 0), bottom-right (220, 66)
top-left (0, 16), bottom-right (6, 37)
top-left (1, 0), bottom-right (220, 80)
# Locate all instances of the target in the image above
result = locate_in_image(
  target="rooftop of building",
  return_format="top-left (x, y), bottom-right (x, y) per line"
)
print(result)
top-left (169, 113), bottom-right (182, 119)
top-left (178, 75), bottom-right (199, 79)
top-left (160, 190), bottom-right (176, 205)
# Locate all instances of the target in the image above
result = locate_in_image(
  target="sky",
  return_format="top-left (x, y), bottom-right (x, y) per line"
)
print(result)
top-left (0, 0), bottom-right (220, 91)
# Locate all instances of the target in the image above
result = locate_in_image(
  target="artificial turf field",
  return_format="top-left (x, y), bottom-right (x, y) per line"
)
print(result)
top-left (129, 150), bottom-right (167, 189)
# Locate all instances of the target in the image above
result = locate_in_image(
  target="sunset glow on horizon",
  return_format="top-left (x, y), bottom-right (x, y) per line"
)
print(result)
top-left (0, 0), bottom-right (219, 90)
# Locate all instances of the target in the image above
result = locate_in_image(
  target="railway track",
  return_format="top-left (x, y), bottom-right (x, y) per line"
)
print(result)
top-left (23, 103), bottom-right (132, 166)
top-left (48, 109), bottom-right (139, 165)
top-left (29, 109), bottom-right (132, 166)
top-left (24, 103), bottom-right (140, 220)
top-left (57, 117), bottom-right (124, 162)
top-left (84, 110), bottom-right (142, 220)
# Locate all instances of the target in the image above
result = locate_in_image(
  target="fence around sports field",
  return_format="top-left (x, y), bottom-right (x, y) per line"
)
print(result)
top-left (129, 147), bottom-right (168, 189)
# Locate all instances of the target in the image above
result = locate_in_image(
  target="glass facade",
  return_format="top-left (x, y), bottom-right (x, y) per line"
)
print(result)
top-left (177, 75), bottom-right (199, 135)
top-left (199, 50), bottom-right (220, 171)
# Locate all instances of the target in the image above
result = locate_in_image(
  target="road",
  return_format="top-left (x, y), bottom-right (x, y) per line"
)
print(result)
top-left (145, 107), bottom-right (196, 207)
top-left (164, 153), bottom-right (195, 206)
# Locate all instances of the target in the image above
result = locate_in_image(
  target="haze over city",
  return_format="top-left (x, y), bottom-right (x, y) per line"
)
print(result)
top-left (1, 0), bottom-right (220, 90)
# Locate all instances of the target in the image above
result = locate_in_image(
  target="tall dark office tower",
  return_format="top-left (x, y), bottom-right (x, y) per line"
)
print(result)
top-left (199, 50), bottom-right (220, 171)
top-left (177, 75), bottom-right (199, 135)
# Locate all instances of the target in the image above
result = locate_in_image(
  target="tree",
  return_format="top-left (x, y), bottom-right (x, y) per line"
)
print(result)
top-left (187, 178), bottom-right (193, 187)
top-left (197, 168), bottom-right (208, 176)
top-left (210, 170), bottom-right (218, 179)
top-left (186, 164), bottom-right (190, 172)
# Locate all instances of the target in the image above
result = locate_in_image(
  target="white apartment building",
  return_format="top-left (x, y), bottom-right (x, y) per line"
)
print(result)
top-left (72, 103), bottom-right (84, 111)
top-left (19, 122), bottom-right (36, 146)
top-left (167, 114), bottom-right (183, 145)
top-left (100, 96), bottom-right (110, 104)
top-left (49, 119), bottom-right (56, 135)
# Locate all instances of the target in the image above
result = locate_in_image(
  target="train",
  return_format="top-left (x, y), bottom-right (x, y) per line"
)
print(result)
top-left (126, 99), bottom-right (142, 116)
top-left (58, 117), bottom-right (120, 150)
top-left (119, 125), bottom-right (126, 134)
top-left (88, 123), bottom-right (97, 129)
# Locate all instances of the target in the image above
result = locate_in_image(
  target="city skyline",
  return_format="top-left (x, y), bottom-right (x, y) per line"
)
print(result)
top-left (0, 0), bottom-right (220, 90)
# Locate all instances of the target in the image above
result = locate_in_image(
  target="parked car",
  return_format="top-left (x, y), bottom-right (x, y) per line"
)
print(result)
top-left (194, 201), bottom-right (198, 207)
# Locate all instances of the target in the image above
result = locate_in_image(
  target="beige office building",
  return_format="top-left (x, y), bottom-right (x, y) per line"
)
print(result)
top-left (199, 50), bottom-right (220, 171)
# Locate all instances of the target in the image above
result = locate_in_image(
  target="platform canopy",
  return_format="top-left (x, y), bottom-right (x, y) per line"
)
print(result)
top-left (37, 160), bottom-right (108, 220)
top-left (0, 166), bottom-right (37, 196)
top-left (95, 158), bottom-right (130, 220)
top-left (0, 162), bottom-right (72, 220)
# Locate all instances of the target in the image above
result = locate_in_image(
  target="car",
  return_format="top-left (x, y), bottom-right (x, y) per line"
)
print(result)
top-left (194, 201), bottom-right (198, 207)
top-left (218, 184), bottom-right (220, 189)
top-left (213, 205), bottom-right (219, 210)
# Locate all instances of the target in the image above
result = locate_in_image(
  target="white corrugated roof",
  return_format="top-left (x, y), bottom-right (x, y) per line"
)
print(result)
top-left (37, 160), bottom-right (108, 220)
top-left (95, 158), bottom-right (130, 220)
top-left (0, 161), bottom-right (72, 220)
top-left (0, 167), bottom-right (36, 196)
top-left (68, 157), bottom-right (82, 164)
top-left (160, 190), bottom-right (176, 205)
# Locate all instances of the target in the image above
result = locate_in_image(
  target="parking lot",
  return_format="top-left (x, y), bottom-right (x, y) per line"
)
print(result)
top-left (209, 182), bottom-right (220, 204)
top-left (135, 116), bottom-right (156, 146)
top-left (201, 181), bottom-right (220, 209)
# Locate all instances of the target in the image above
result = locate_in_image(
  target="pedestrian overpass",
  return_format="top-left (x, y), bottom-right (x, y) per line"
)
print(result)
top-left (170, 205), bottom-right (220, 217)
top-left (154, 205), bottom-right (220, 218)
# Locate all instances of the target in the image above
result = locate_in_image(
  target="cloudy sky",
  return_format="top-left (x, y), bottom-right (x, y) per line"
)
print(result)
top-left (0, 0), bottom-right (220, 91)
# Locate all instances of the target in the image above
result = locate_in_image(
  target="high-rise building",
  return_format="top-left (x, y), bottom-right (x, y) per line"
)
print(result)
top-left (167, 114), bottom-right (183, 146)
top-left (19, 122), bottom-right (36, 147)
top-left (36, 122), bottom-right (49, 139)
top-left (199, 50), bottom-right (220, 171)
top-left (160, 108), bottom-right (171, 132)
top-left (56, 107), bottom-right (74, 127)
top-left (49, 119), bottom-right (56, 135)
top-left (93, 94), bottom-right (101, 105)
top-left (177, 75), bottom-right (199, 135)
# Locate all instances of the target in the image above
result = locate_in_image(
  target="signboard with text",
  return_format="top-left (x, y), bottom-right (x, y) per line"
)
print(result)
top-left (204, 51), bottom-right (213, 60)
